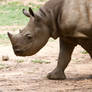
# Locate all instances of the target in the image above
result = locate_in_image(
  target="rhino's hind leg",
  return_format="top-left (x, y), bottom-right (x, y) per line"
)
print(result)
top-left (79, 39), bottom-right (92, 58)
top-left (47, 38), bottom-right (76, 80)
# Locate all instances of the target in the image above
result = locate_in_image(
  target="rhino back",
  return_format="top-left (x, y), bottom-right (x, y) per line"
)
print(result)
top-left (61, 0), bottom-right (92, 38)
top-left (40, 0), bottom-right (92, 38)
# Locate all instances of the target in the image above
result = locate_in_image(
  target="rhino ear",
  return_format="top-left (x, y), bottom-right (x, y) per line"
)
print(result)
top-left (23, 9), bottom-right (30, 17)
top-left (22, 7), bottom-right (34, 17)
top-left (29, 7), bottom-right (34, 17)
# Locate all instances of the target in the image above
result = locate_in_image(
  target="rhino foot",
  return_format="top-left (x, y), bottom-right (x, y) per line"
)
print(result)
top-left (47, 69), bottom-right (66, 80)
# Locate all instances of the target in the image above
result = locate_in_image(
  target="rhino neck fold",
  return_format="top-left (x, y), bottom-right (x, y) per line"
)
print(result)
top-left (38, 1), bottom-right (63, 39)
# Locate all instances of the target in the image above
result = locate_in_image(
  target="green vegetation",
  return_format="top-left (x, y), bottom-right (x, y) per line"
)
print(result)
top-left (29, 3), bottom-right (41, 9)
top-left (0, 34), bottom-right (8, 40)
top-left (81, 50), bottom-right (88, 54)
top-left (16, 59), bottom-right (24, 63)
top-left (0, 64), bottom-right (5, 69)
top-left (0, 64), bottom-right (9, 69)
top-left (49, 38), bottom-right (55, 42)
top-left (32, 59), bottom-right (50, 64)
top-left (0, 1), bottom-right (40, 26)
top-left (0, 34), bottom-right (9, 45)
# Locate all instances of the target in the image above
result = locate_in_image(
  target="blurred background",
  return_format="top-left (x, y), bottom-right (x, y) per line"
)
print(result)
top-left (0, 0), bottom-right (47, 45)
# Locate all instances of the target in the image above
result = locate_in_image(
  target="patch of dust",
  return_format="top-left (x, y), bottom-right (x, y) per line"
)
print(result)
top-left (0, 38), bottom-right (92, 92)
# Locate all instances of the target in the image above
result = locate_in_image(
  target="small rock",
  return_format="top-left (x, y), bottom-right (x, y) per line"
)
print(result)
top-left (2, 55), bottom-right (9, 61)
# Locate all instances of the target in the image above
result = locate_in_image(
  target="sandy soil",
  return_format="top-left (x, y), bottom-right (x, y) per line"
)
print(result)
top-left (0, 38), bottom-right (92, 92)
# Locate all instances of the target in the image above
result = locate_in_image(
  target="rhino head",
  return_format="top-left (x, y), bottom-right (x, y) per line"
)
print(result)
top-left (8, 8), bottom-right (51, 56)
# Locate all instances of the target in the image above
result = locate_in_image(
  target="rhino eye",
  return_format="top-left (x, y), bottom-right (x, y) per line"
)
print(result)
top-left (25, 34), bottom-right (32, 39)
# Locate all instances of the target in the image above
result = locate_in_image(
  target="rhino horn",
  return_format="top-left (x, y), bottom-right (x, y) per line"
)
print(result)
top-left (7, 32), bottom-right (14, 43)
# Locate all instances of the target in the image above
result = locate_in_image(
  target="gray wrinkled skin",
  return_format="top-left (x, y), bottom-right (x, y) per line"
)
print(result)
top-left (8, 0), bottom-right (92, 80)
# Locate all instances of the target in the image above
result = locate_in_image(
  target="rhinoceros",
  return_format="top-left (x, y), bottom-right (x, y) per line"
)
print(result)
top-left (8, 0), bottom-right (92, 80)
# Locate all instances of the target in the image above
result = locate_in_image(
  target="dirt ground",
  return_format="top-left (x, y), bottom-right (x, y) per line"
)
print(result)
top-left (0, 36), bottom-right (92, 92)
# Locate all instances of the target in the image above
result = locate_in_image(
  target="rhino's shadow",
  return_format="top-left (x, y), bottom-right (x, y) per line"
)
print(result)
top-left (67, 74), bottom-right (92, 81)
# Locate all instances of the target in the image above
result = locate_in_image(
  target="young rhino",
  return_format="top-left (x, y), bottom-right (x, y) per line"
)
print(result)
top-left (8, 0), bottom-right (92, 80)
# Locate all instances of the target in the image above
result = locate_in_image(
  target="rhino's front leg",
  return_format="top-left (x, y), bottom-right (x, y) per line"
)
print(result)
top-left (47, 38), bottom-right (76, 80)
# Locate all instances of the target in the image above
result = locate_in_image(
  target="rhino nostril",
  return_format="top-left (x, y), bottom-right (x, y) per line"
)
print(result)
top-left (15, 49), bottom-right (22, 53)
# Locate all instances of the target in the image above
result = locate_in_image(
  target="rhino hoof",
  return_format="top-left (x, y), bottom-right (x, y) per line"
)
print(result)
top-left (47, 72), bottom-right (66, 80)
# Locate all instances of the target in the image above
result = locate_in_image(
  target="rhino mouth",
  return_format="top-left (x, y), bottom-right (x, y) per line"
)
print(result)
top-left (13, 47), bottom-right (37, 56)
top-left (14, 49), bottom-right (25, 56)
